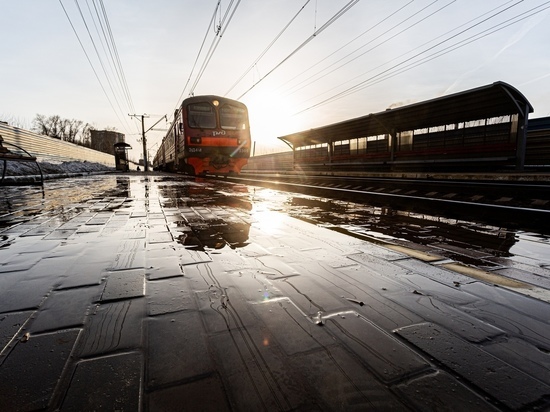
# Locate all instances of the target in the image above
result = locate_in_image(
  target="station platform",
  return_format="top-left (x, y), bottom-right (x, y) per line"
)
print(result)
top-left (1, 173), bottom-right (549, 411)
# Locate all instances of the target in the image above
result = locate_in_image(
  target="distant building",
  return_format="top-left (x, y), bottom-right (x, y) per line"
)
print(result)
top-left (90, 130), bottom-right (125, 155)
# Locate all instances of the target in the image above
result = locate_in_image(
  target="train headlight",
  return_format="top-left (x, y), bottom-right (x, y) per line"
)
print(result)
top-left (213, 100), bottom-right (219, 107)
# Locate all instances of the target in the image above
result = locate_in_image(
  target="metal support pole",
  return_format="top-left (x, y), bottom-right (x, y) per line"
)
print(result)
top-left (515, 103), bottom-right (529, 171)
top-left (129, 113), bottom-right (154, 172)
top-left (141, 115), bottom-right (148, 171)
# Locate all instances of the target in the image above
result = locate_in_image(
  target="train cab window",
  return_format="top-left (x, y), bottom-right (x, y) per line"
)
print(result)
top-left (220, 104), bottom-right (247, 130)
top-left (188, 103), bottom-right (216, 129)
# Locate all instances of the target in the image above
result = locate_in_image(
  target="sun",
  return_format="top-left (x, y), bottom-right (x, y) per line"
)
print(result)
top-left (243, 90), bottom-right (304, 155)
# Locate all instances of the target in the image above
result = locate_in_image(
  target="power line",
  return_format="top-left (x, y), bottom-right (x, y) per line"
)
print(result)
top-left (360, 2), bottom-right (550, 94)
top-left (295, 1), bottom-right (549, 114)
top-left (298, 0), bottom-right (520, 107)
top-left (189, 0), bottom-right (243, 96)
top-left (277, 0), bottom-right (415, 94)
top-left (73, 0), bottom-right (130, 125)
top-left (59, 0), bottom-right (137, 135)
top-left (173, 1), bottom-right (223, 112)
top-left (97, 0), bottom-right (136, 114)
top-left (224, 0), bottom-right (313, 96)
top-left (58, 0), bottom-right (125, 128)
top-left (236, 0), bottom-right (362, 100)
top-left (283, 0), bottom-right (445, 97)
top-left (84, 0), bottom-right (131, 114)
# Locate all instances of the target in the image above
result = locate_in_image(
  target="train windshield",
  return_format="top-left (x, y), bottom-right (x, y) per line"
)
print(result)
top-left (188, 103), bottom-right (216, 129)
top-left (220, 104), bottom-right (247, 130)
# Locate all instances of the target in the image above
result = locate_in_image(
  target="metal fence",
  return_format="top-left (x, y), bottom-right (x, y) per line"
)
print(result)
top-left (0, 123), bottom-right (115, 166)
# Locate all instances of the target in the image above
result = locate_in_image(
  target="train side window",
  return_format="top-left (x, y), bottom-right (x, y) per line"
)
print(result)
top-left (220, 104), bottom-right (247, 130)
top-left (188, 103), bottom-right (216, 129)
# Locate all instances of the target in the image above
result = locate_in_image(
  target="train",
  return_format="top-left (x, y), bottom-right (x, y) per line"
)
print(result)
top-left (153, 95), bottom-right (251, 175)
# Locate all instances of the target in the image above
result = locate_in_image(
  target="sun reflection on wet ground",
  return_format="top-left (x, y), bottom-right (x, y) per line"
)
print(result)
top-left (2, 173), bottom-right (549, 274)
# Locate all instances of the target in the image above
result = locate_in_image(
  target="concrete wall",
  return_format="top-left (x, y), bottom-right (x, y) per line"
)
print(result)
top-left (0, 123), bottom-right (115, 166)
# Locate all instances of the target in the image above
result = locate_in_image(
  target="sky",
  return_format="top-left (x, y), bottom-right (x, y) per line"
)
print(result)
top-left (2, 0), bottom-right (550, 162)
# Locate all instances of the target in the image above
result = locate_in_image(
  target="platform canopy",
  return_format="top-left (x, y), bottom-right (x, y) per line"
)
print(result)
top-left (114, 142), bottom-right (132, 149)
top-left (278, 81), bottom-right (534, 148)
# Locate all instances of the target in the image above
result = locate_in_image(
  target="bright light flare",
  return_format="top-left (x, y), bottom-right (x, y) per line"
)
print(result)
top-left (252, 210), bottom-right (286, 236)
top-left (244, 90), bottom-right (305, 154)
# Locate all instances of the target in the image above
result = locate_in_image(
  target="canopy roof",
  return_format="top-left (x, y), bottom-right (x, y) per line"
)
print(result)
top-left (114, 142), bottom-right (132, 148)
top-left (279, 81), bottom-right (533, 148)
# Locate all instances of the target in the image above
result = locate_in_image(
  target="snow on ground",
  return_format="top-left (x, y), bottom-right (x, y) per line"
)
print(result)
top-left (1, 157), bottom-right (116, 183)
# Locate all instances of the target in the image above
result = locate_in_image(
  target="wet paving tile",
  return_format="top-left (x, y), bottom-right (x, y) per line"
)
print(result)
top-left (62, 352), bottom-right (142, 411)
top-left (1, 174), bottom-right (550, 410)
top-left (148, 231), bottom-right (173, 244)
top-left (148, 374), bottom-right (231, 412)
top-left (396, 322), bottom-right (550, 410)
top-left (291, 345), bottom-right (407, 410)
top-left (147, 311), bottom-right (213, 389)
top-left (146, 276), bottom-right (195, 316)
top-left (0, 329), bottom-right (80, 411)
top-left (146, 255), bottom-right (184, 280)
top-left (77, 298), bottom-right (145, 357)
top-left (0, 252), bottom-right (44, 273)
top-left (0, 311), bottom-right (33, 354)
top-left (29, 285), bottom-right (103, 334)
top-left (394, 370), bottom-right (499, 411)
top-left (100, 269), bottom-right (145, 301)
top-left (325, 315), bottom-right (431, 382)
top-left (0, 273), bottom-right (52, 313)
top-left (43, 228), bottom-right (77, 240)
top-left (483, 336), bottom-right (550, 387)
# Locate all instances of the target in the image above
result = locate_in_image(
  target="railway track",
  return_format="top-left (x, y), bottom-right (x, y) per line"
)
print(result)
top-left (226, 172), bottom-right (550, 232)
top-left (213, 172), bottom-right (550, 297)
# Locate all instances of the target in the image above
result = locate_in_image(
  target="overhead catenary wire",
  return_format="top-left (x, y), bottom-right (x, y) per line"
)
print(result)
top-left (301, 0), bottom-right (520, 106)
top-left (295, 0), bottom-right (549, 114)
top-left (353, 2), bottom-right (550, 97)
top-left (58, 0), bottom-right (137, 135)
top-left (277, 0), bottom-right (415, 94)
top-left (188, 0), bottom-right (242, 97)
top-left (59, 0), bottom-right (127, 131)
top-left (309, 0), bottom-right (526, 104)
top-left (224, 0), bottom-right (313, 96)
top-left (236, 0), bottom-right (362, 100)
top-left (73, 0), bottom-right (133, 131)
top-left (97, 0), bottom-right (136, 115)
top-left (172, 1), bottom-right (223, 113)
top-left (85, 0), bottom-right (135, 117)
top-left (283, 0), bottom-right (449, 97)
top-left (173, 0), bottom-right (242, 114)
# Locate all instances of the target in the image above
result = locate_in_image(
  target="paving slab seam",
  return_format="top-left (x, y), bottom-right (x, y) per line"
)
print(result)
top-left (145, 370), bottom-right (219, 393)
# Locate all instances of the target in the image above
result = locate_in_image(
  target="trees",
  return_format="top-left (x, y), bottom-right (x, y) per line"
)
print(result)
top-left (32, 114), bottom-right (102, 148)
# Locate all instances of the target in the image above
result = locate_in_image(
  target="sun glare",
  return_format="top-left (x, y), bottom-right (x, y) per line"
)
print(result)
top-left (252, 209), bottom-right (286, 236)
top-left (244, 91), bottom-right (304, 154)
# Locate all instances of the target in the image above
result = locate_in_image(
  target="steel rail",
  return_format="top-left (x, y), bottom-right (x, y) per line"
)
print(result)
top-left (225, 174), bottom-right (550, 232)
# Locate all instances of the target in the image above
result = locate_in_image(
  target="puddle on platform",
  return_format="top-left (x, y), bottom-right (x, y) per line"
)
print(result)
top-left (2, 174), bottom-right (549, 275)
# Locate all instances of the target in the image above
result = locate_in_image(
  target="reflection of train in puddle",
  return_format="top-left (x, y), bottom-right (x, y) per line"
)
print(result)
top-left (175, 220), bottom-right (250, 251)
top-left (157, 180), bottom-right (252, 251)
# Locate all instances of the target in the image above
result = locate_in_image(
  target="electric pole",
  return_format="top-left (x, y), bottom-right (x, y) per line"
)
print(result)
top-left (141, 115), bottom-right (147, 171)
top-left (129, 114), bottom-right (167, 172)
top-left (129, 114), bottom-right (150, 171)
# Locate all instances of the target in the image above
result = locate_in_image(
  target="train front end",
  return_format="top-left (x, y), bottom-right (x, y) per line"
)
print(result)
top-left (180, 96), bottom-right (251, 175)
